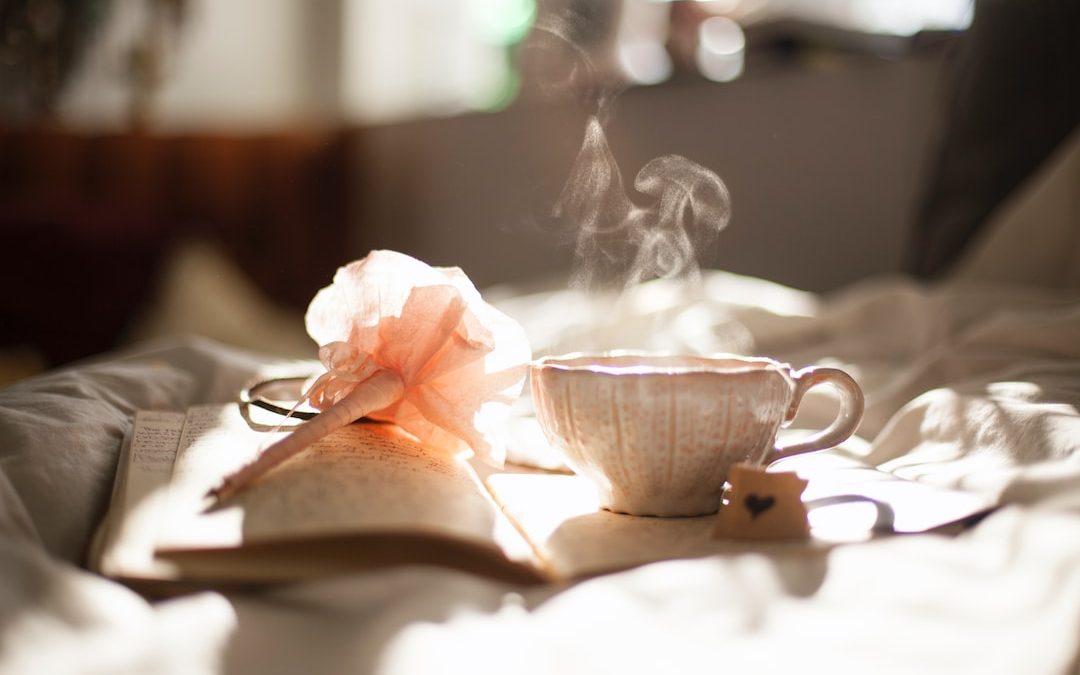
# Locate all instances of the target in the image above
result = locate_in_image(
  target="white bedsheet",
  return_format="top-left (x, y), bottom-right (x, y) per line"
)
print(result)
top-left (2, 134), bottom-right (1078, 675)
top-left (2, 275), bottom-right (1078, 675)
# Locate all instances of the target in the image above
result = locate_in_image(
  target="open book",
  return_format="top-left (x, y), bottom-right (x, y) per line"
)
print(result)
top-left (91, 403), bottom-right (996, 591)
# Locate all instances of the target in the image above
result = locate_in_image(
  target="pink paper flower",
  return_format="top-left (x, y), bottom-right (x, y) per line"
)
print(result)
top-left (210, 250), bottom-right (532, 501)
top-left (302, 250), bottom-right (531, 465)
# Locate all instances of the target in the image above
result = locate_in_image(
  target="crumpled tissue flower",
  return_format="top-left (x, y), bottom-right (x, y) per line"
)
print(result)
top-left (210, 250), bottom-right (531, 500)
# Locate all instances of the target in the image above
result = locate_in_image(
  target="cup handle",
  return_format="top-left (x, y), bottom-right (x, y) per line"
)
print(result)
top-left (771, 367), bottom-right (865, 462)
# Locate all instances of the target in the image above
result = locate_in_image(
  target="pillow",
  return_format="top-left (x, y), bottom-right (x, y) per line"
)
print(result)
top-left (0, 337), bottom-right (269, 564)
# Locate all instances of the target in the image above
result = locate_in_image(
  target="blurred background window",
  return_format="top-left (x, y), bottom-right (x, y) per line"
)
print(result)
top-left (3, 0), bottom-right (976, 130)
top-left (2, 0), bottom-right (993, 377)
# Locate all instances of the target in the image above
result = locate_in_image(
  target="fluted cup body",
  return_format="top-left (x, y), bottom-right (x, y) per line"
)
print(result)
top-left (531, 353), bottom-right (863, 517)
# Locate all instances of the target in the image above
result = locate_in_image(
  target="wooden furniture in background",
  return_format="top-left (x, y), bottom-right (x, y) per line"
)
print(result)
top-left (0, 129), bottom-right (355, 365)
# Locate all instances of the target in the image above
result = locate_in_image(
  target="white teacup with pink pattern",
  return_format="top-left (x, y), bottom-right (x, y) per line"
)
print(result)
top-left (530, 353), bottom-right (864, 517)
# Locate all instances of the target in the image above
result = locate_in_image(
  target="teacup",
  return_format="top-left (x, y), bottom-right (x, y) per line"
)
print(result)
top-left (530, 352), bottom-right (864, 517)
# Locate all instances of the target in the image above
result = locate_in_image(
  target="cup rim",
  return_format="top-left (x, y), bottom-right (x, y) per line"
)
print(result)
top-left (530, 351), bottom-right (791, 376)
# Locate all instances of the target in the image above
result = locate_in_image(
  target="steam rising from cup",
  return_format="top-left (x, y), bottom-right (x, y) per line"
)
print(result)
top-left (554, 115), bottom-right (731, 290)
top-left (527, 9), bottom-right (730, 290)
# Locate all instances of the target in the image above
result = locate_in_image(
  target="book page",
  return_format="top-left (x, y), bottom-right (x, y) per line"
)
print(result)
top-left (773, 450), bottom-right (997, 537)
top-left (487, 440), bottom-right (996, 581)
top-left (92, 410), bottom-right (186, 580)
top-left (155, 404), bottom-right (534, 569)
top-left (485, 471), bottom-right (742, 581)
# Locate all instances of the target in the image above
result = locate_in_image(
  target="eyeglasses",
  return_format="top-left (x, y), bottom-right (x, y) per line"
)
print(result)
top-left (239, 376), bottom-right (319, 420)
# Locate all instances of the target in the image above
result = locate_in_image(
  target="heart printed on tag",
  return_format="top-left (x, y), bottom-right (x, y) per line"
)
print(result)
top-left (714, 464), bottom-right (809, 541)
top-left (743, 493), bottom-right (776, 519)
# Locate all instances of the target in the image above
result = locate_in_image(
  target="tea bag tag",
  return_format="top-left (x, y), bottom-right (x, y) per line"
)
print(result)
top-left (713, 463), bottom-right (810, 541)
